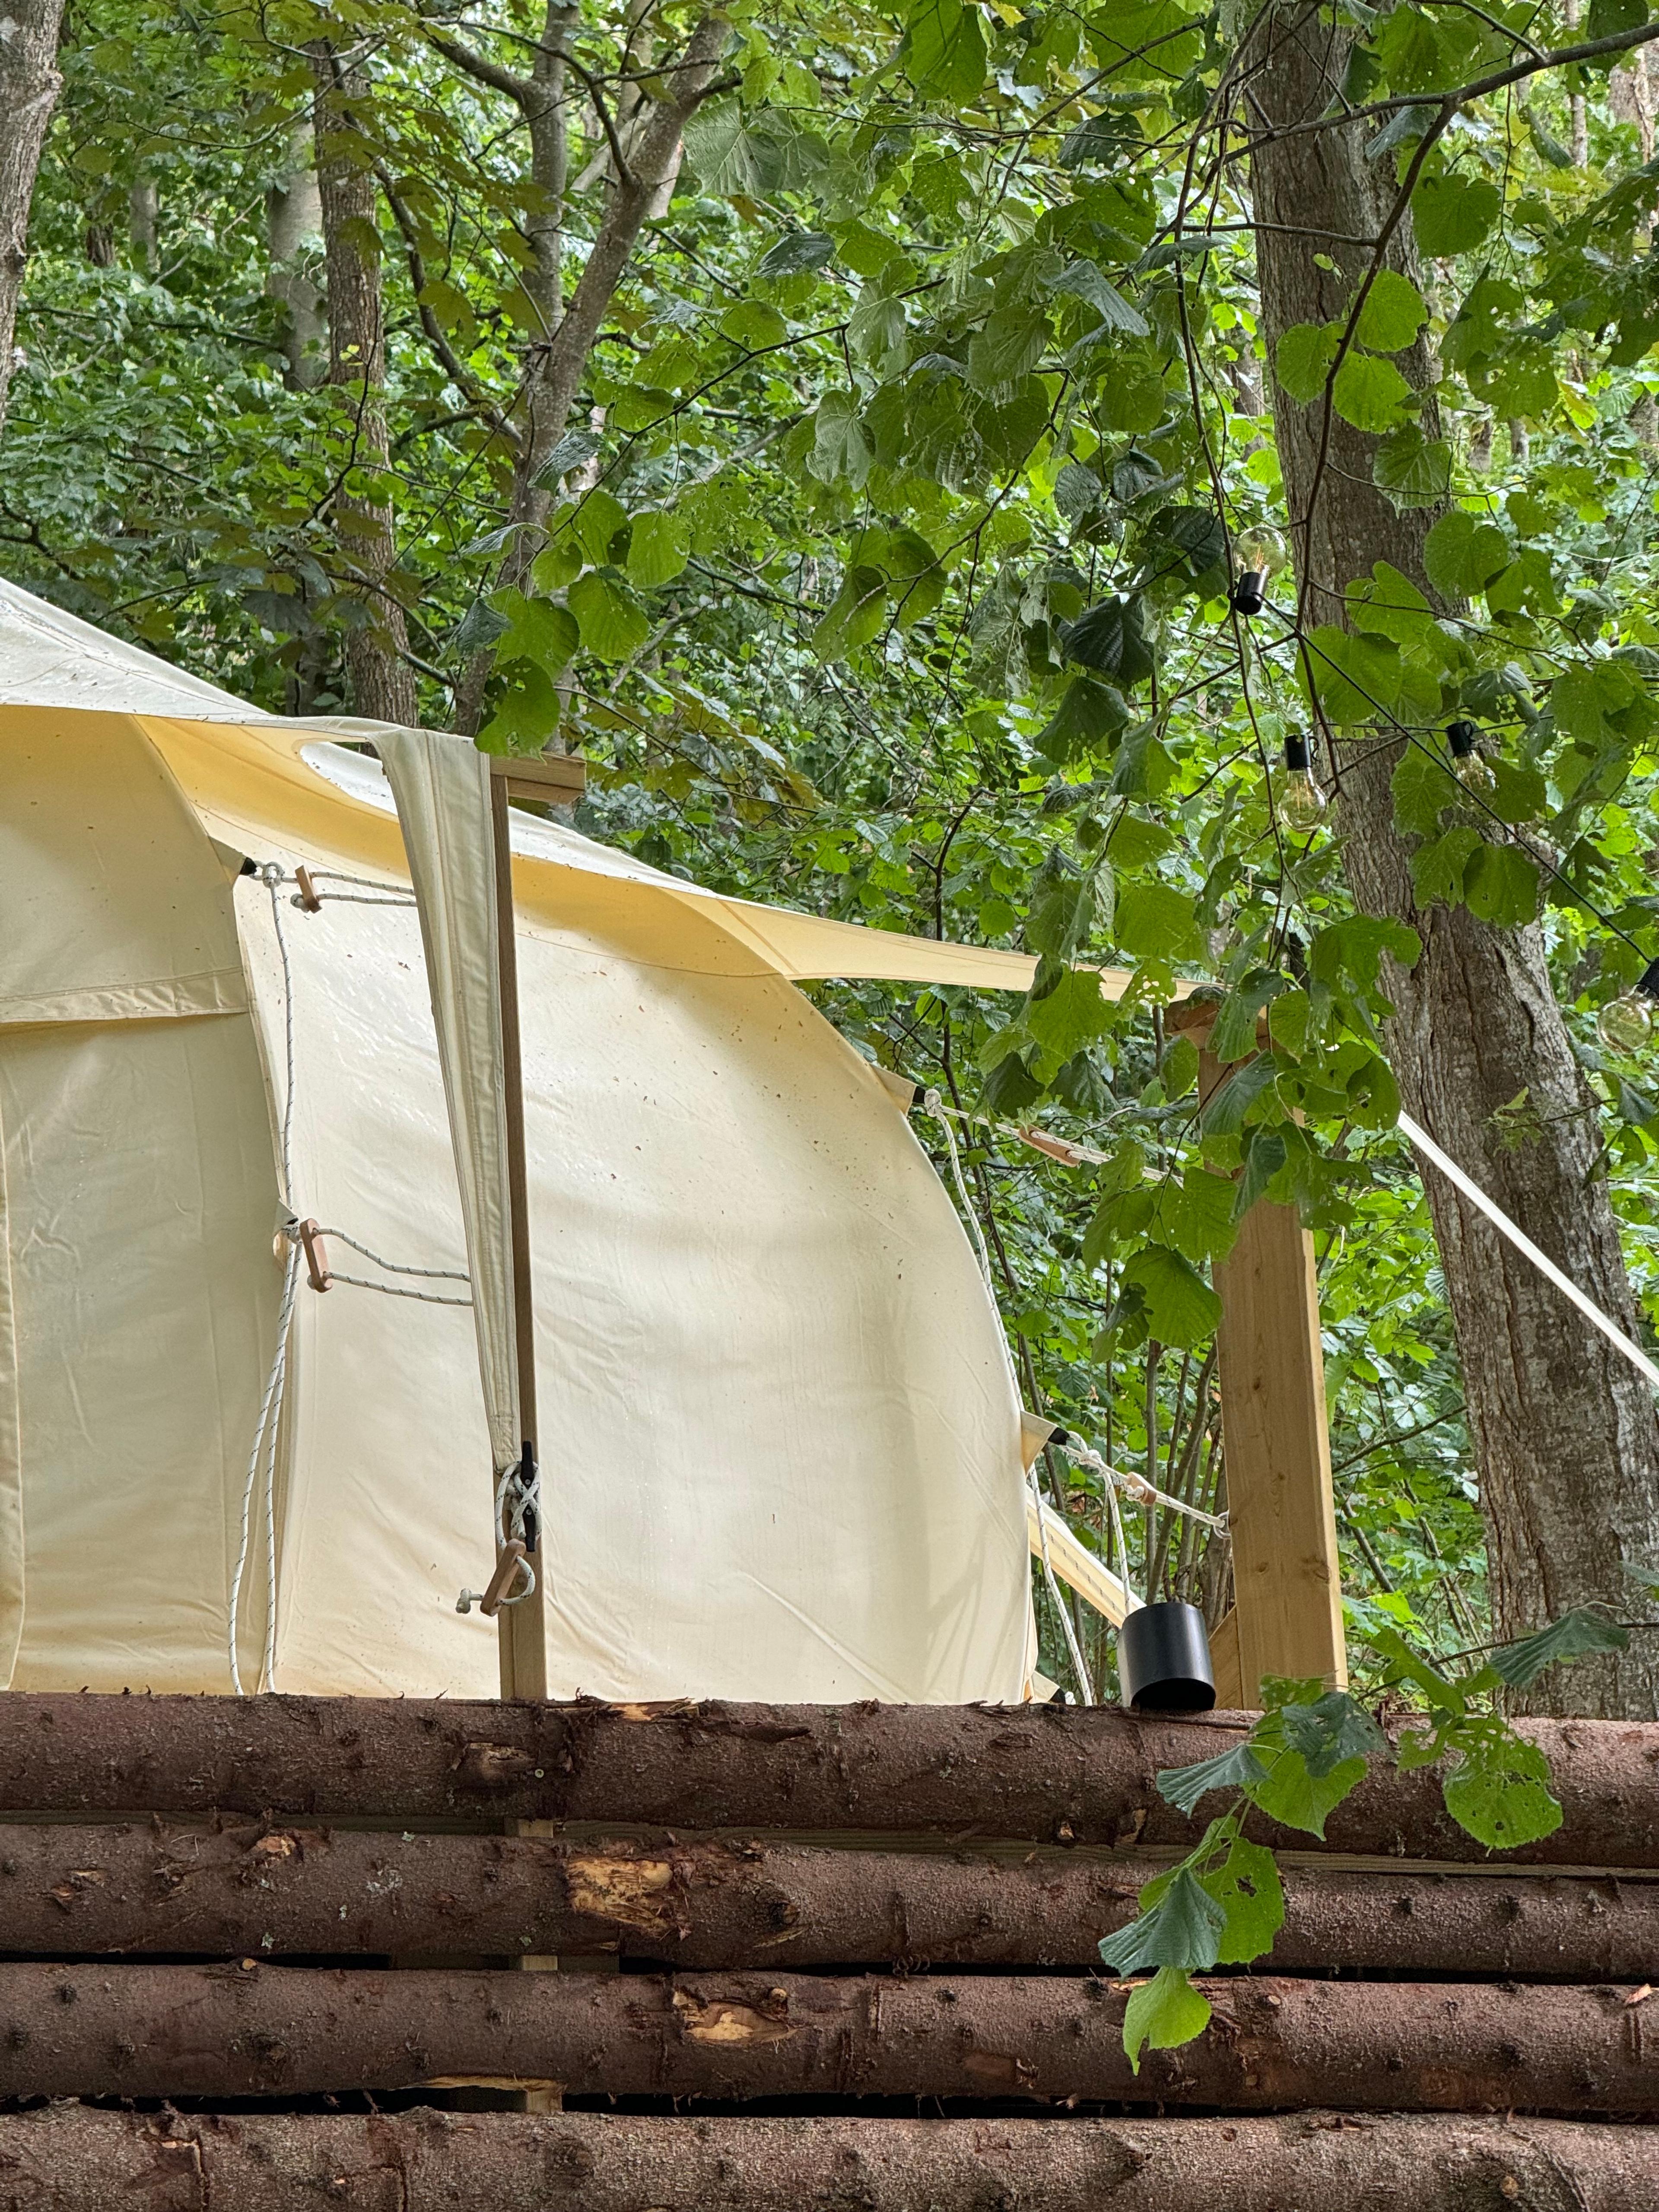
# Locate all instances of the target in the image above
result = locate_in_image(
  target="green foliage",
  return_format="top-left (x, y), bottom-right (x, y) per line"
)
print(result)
top-left (10, 0), bottom-right (1659, 1724)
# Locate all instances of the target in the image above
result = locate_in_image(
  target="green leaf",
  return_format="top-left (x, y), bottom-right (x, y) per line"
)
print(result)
top-left (1200, 1053), bottom-right (1280, 1138)
top-left (1354, 269), bottom-right (1427, 354)
top-left (1488, 1607), bottom-right (1630, 1689)
top-left (719, 299), bottom-right (788, 350)
top-left (1392, 743), bottom-right (1461, 836)
top-left (1163, 1165), bottom-right (1240, 1264)
top-left (1205, 1837), bottom-right (1286, 1965)
top-left (1250, 1747), bottom-right (1369, 1838)
top-left (1035, 673), bottom-right (1131, 764)
top-left (1332, 350), bottom-right (1413, 433)
top-left (904, 0), bottom-right (988, 102)
top-left (1274, 321), bottom-right (1341, 402)
top-left (452, 597), bottom-right (511, 656)
top-left (1157, 1743), bottom-right (1269, 1817)
top-left (1411, 823), bottom-right (1483, 906)
top-left (1486, 759), bottom-right (1547, 824)
top-left (626, 511), bottom-right (690, 588)
top-left (1235, 1128), bottom-right (1288, 1217)
top-left (1123, 1244), bottom-right (1222, 1349)
top-left (568, 571), bottom-right (649, 661)
top-left (493, 588), bottom-right (580, 676)
top-left (1049, 261), bottom-right (1149, 336)
top-left (756, 230), bottom-right (834, 279)
top-left (1027, 966), bottom-right (1114, 1064)
top-left (1309, 915), bottom-right (1421, 993)
top-left (1276, 1690), bottom-right (1389, 1778)
top-left (531, 427), bottom-right (601, 489)
top-left (1097, 1866), bottom-right (1225, 1975)
top-left (1442, 1725), bottom-right (1563, 1850)
top-left (1210, 968), bottom-right (1288, 1063)
top-left (808, 391), bottom-right (872, 487)
top-left (1412, 172), bottom-right (1502, 257)
top-left (1063, 595), bottom-right (1156, 686)
top-left (1424, 511), bottom-right (1510, 600)
top-left (1303, 623), bottom-right (1402, 724)
top-left (969, 306), bottom-right (1048, 390)
top-left (1114, 879), bottom-right (1199, 959)
top-left (1121, 1968), bottom-right (1211, 2074)
top-left (571, 488), bottom-right (627, 566)
top-left (478, 659), bottom-right (560, 756)
top-left (812, 564), bottom-right (887, 658)
top-left (1373, 423), bottom-right (1453, 509)
top-left (1462, 841), bottom-right (1539, 927)
top-left (682, 99), bottom-right (758, 195)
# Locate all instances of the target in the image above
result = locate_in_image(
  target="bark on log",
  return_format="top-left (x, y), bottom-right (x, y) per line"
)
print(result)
top-left (2, 1962), bottom-right (1657, 2110)
top-left (7, 1820), bottom-right (1659, 1981)
top-left (2, 1696), bottom-right (1656, 1865)
top-left (0, 2107), bottom-right (1650, 2212)
top-left (1245, 5), bottom-right (1659, 1716)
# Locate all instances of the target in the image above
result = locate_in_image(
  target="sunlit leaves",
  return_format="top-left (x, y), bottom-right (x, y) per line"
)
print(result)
top-left (1122, 1243), bottom-right (1222, 1346)
top-left (902, 0), bottom-right (988, 102)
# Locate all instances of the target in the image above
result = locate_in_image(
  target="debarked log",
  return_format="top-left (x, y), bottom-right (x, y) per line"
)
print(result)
top-left (7, 1821), bottom-right (1659, 1981)
top-left (1, 1963), bottom-right (1657, 2111)
top-left (1, 1695), bottom-right (1657, 1866)
top-left (0, 2105), bottom-right (1652, 2212)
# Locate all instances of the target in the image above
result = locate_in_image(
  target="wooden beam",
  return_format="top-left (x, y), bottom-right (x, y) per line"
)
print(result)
top-left (489, 772), bottom-right (547, 1700)
top-left (489, 752), bottom-right (585, 804)
top-left (1168, 1001), bottom-right (1345, 1704)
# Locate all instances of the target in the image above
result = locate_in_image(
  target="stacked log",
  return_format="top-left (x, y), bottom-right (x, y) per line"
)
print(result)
top-left (0, 1694), bottom-right (1654, 2208)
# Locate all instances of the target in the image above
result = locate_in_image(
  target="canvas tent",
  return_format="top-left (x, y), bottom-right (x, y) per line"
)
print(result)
top-left (0, 578), bottom-right (1134, 1704)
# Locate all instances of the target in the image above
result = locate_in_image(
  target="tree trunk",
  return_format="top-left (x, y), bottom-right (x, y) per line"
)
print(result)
top-left (3, 2107), bottom-right (1652, 2212)
top-left (1246, 3), bottom-right (1659, 1718)
top-left (311, 48), bottom-right (419, 726)
top-left (1, 1960), bottom-right (1655, 2110)
top-left (267, 126), bottom-right (325, 390)
top-left (448, 11), bottom-right (728, 731)
top-left (0, 0), bottom-right (66, 440)
top-left (1, 1694), bottom-right (1656, 1865)
top-left (8, 1819), bottom-right (1659, 1979)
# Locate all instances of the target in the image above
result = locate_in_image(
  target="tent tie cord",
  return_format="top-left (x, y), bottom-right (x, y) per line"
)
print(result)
top-left (291, 864), bottom-right (417, 913)
top-left (278, 1218), bottom-right (475, 1309)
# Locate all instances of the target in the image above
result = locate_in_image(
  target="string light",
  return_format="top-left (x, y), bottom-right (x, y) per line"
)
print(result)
top-left (1228, 526), bottom-right (1287, 617)
top-left (1279, 728), bottom-right (1326, 831)
top-left (1597, 957), bottom-right (1659, 1053)
top-left (1446, 718), bottom-right (1496, 794)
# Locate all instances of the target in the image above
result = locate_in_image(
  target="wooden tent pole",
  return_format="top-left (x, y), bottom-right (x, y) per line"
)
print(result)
top-left (1167, 1000), bottom-right (1345, 1706)
top-left (489, 767), bottom-right (547, 1701)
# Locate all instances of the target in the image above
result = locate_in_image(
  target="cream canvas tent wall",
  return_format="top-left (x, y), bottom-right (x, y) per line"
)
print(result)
top-left (0, 579), bottom-right (1125, 1704)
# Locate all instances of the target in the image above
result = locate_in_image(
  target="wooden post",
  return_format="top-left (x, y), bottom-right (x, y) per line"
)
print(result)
top-left (1167, 1001), bottom-right (1345, 1705)
top-left (489, 767), bottom-right (548, 1702)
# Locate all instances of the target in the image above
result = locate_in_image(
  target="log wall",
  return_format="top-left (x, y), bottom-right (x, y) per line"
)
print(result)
top-left (0, 1693), bottom-right (1655, 2206)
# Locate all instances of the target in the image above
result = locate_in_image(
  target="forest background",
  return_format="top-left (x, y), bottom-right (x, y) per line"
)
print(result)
top-left (6, 0), bottom-right (1659, 1715)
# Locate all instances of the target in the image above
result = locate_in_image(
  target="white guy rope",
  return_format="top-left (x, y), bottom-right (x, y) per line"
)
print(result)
top-left (1058, 1436), bottom-right (1230, 1534)
top-left (1399, 1110), bottom-right (1659, 1394)
top-left (312, 1227), bottom-right (470, 1281)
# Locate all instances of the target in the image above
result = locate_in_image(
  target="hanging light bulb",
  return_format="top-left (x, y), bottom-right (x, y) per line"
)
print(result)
top-left (1229, 525), bottom-right (1288, 616)
top-left (1446, 718), bottom-right (1496, 793)
top-left (1597, 958), bottom-right (1659, 1053)
top-left (1280, 729), bottom-right (1326, 832)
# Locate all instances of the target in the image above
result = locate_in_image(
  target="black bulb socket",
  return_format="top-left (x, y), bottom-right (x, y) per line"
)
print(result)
top-left (1637, 957), bottom-right (1659, 1004)
top-left (1284, 731), bottom-right (1313, 772)
top-left (1229, 571), bottom-right (1267, 616)
top-left (1446, 719), bottom-right (1480, 758)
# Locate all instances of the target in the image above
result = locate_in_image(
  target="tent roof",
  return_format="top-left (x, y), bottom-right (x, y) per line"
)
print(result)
top-left (0, 578), bottom-right (1182, 999)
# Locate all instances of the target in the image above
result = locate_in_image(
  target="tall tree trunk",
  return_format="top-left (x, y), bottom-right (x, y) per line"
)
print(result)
top-left (267, 125), bottom-right (325, 391)
top-left (0, 0), bottom-right (66, 440)
top-left (311, 48), bottom-right (419, 727)
top-left (1246, 4), bottom-right (1659, 1717)
top-left (442, 10), bottom-right (728, 731)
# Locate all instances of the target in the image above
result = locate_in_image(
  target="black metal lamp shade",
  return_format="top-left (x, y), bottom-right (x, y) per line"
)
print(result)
top-left (1117, 1600), bottom-right (1216, 1713)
